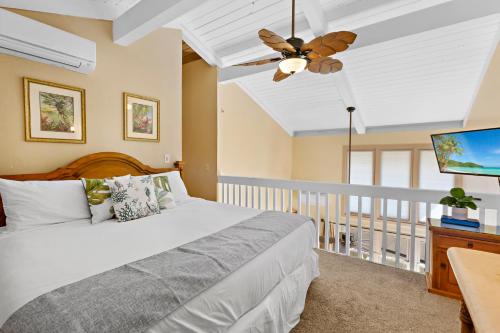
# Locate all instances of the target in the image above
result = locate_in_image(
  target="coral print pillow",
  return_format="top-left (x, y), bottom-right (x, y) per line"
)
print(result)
top-left (107, 175), bottom-right (160, 222)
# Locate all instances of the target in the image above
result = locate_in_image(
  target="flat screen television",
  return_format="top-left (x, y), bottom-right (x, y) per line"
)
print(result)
top-left (431, 127), bottom-right (500, 177)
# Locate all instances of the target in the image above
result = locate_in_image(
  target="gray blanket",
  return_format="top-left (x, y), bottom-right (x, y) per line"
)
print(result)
top-left (1, 211), bottom-right (310, 333)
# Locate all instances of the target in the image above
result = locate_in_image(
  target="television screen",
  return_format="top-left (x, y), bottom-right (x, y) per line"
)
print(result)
top-left (431, 127), bottom-right (500, 177)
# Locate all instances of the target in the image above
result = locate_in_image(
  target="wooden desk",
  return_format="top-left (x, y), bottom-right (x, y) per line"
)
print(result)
top-left (426, 219), bottom-right (500, 299)
top-left (447, 248), bottom-right (500, 333)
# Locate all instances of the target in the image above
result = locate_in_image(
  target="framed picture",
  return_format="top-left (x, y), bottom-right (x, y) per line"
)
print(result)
top-left (123, 92), bottom-right (160, 142)
top-left (23, 77), bottom-right (86, 144)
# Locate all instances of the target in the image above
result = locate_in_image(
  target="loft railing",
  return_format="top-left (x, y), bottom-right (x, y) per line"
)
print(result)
top-left (217, 176), bottom-right (500, 273)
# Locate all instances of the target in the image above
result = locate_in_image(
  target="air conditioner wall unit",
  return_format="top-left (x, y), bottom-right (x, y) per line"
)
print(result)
top-left (0, 8), bottom-right (96, 74)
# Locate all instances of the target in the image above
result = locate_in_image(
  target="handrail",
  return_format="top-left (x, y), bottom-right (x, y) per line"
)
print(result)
top-left (218, 176), bottom-right (500, 209)
top-left (218, 175), bottom-right (500, 273)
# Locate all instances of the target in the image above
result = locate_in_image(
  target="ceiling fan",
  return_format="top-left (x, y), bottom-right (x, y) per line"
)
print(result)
top-left (235, 0), bottom-right (357, 82)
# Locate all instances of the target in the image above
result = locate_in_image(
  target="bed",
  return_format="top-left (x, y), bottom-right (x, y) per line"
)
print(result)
top-left (0, 152), bottom-right (319, 333)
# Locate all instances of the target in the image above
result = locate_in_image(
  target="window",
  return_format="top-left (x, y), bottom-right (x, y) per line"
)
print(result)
top-left (380, 151), bottom-right (411, 219)
top-left (348, 151), bottom-right (374, 215)
top-left (344, 145), bottom-right (458, 221)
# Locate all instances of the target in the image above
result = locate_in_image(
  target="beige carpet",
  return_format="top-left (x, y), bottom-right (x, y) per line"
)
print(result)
top-left (292, 251), bottom-right (460, 333)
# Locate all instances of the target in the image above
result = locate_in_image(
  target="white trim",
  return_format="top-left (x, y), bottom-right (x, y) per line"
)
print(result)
top-left (234, 80), bottom-right (294, 136)
top-left (293, 120), bottom-right (464, 137)
top-left (294, 128), bottom-right (348, 137)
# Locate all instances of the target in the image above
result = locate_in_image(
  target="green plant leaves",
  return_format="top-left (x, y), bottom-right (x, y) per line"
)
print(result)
top-left (440, 187), bottom-right (480, 210)
top-left (450, 187), bottom-right (465, 199)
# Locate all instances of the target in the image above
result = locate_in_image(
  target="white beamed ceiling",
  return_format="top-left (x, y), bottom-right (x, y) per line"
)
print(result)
top-left (342, 15), bottom-right (500, 128)
top-left (2, 0), bottom-right (499, 135)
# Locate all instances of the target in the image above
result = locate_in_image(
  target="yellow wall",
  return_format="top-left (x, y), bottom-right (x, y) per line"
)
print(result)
top-left (219, 83), bottom-right (293, 179)
top-left (182, 60), bottom-right (218, 200)
top-left (0, 9), bottom-right (182, 174)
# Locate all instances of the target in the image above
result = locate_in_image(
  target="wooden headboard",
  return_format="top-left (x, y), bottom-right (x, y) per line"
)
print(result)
top-left (0, 152), bottom-right (184, 228)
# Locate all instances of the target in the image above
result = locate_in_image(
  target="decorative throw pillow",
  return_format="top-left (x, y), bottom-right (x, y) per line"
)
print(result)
top-left (82, 178), bottom-right (117, 224)
top-left (152, 176), bottom-right (175, 209)
top-left (138, 175), bottom-right (176, 209)
top-left (107, 175), bottom-right (160, 222)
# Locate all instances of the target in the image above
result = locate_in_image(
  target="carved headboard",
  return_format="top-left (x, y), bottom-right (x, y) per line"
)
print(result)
top-left (0, 152), bottom-right (184, 228)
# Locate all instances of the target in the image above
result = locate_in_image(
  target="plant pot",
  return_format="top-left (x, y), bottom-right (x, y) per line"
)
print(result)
top-left (451, 207), bottom-right (468, 220)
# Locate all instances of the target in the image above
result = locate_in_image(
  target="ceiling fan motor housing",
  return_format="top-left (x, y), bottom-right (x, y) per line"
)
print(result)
top-left (283, 37), bottom-right (310, 63)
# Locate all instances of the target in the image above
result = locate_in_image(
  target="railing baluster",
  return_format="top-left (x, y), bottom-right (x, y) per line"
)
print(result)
top-left (410, 201), bottom-right (417, 272)
top-left (265, 188), bottom-right (269, 210)
top-left (369, 197), bottom-right (375, 261)
top-left (288, 189), bottom-right (293, 213)
top-left (335, 194), bottom-right (340, 253)
top-left (220, 182), bottom-right (225, 203)
top-left (345, 196), bottom-right (351, 256)
top-left (258, 187), bottom-right (261, 210)
top-left (357, 196), bottom-right (362, 259)
top-left (281, 189), bottom-right (285, 212)
top-left (479, 207), bottom-right (486, 224)
top-left (238, 185), bottom-right (242, 206)
top-left (306, 191), bottom-right (311, 217)
top-left (395, 200), bottom-right (402, 268)
top-left (324, 194), bottom-right (330, 251)
top-left (382, 198), bottom-right (388, 265)
top-left (273, 188), bottom-right (277, 211)
top-left (232, 184), bottom-right (236, 205)
top-left (425, 202), bottom-right (431, 273)
top-left (316, 192), bottom-right (321, 248)
top-left (245, 185), bottom-right (248, 207)
top-left (298, 191), bottom-right (302, 215)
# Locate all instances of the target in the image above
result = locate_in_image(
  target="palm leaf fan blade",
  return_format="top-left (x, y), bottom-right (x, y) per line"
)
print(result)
top-left (258, 29), bottom-right (295, 53)
top-left (235, 58), bottom-right (281, 66)
top-left (308, 58), bottom-right (343, 74)
top-left (273, 68), bottom-right (291, 82)
top-left (302, 31), bottom-right (357, 58)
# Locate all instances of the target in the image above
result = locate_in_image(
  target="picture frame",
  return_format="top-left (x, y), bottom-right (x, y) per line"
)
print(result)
top-left (23, 77), bottom-right (86, 144)
top-left (123, 92), bottom-right (160, 142)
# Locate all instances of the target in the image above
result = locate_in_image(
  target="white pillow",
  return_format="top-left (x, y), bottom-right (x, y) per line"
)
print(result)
top-left (0, 179), bottom-right (91, 231)
top-left (158, 171), bottom-right (189, 202)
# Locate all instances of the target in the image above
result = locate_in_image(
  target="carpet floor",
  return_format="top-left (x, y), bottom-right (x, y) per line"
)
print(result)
top-left (292, 251), bottom-right (460, 333)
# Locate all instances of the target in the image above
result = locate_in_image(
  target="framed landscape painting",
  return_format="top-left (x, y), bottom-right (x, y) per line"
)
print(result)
top-left (123, 92), bottom-right (160, 142)
top-left (24, 77), bottom-right (86, 143)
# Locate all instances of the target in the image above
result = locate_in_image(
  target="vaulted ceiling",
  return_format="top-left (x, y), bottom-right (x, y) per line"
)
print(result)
top-left (1, 0), bottom-right (499, 135)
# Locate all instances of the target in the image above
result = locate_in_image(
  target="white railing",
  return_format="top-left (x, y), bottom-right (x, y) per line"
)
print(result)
top-left (218, 176), bottom-right (500, 273)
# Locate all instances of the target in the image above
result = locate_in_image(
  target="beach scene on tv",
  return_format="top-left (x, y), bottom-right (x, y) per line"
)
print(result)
top-left (432, 129), bottom-right (500, 176)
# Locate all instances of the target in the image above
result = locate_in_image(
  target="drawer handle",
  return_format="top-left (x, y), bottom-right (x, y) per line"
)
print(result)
top-left (440, 263), bottom-right (447, 269)
top-left (467, 242), bottom-right (474, 248)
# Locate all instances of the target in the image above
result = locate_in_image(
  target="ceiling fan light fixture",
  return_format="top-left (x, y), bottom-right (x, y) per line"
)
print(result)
top-left (279, 57), bottom-right (307, 74)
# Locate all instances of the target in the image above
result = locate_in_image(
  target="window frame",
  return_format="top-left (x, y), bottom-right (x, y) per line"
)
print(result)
top-left (342, 144), bottom-right (461, 223)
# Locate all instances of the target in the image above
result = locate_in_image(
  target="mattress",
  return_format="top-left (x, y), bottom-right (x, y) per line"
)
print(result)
top-left (0, 198), bottom-right (318, 332)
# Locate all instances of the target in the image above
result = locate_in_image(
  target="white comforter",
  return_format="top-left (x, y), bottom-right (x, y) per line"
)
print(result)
top-left (0, 198), bottom-right (318, 332)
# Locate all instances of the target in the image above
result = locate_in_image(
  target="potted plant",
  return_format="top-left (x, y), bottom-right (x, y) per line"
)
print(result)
top-left (439, 187), bottom-right (480, 220)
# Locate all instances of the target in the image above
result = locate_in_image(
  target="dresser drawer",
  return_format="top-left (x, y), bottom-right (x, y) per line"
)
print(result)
top-left (437, 235), bottom-right (500, 253)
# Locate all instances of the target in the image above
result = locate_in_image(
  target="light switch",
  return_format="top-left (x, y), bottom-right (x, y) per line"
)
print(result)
top-left (164, 154), bottom-right (171, 164)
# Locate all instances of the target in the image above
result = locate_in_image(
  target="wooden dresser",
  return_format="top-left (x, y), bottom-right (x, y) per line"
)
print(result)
top-left (426, 219), bottom-right (500, 299)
